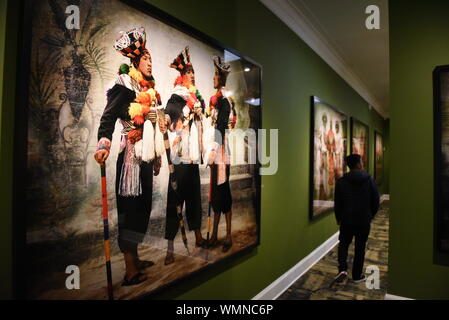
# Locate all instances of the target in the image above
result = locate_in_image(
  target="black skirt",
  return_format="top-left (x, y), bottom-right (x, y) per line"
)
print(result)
top-left (115, 151), bottom-right (153, 253)
top-left (165, 163), bottom-right (202, 240)
top-left (210, 164), bottom-right (232, 214)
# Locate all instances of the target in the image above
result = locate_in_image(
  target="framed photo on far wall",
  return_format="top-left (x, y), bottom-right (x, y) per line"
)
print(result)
top-left (433, 65), bottom-right (449, 264)
top-left (310, 96), bottom-right (348, 219)
top-left (350, 118), bottom-right (369, 172)
top-left (16, 0), bottom-right (262, 300)
top-left (374, 131), bottom-right (384, 185)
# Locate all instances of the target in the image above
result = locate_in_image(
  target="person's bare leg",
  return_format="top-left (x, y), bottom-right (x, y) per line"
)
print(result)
top-left (133, 245), bottom-right (154, 269)
top-left (222, 210), bottom-right (233, 252)
top-left (195, 229), bottom-right (206, 247)
top-left (165, 240), bottom-right (175, 265)
top-left (209, 211), bottom-right (221, 246)
top-left (124, 252), bottom-right (146, 282)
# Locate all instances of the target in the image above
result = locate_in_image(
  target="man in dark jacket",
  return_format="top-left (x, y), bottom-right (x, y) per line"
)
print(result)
top-left (334, 154), bottom-right (380, 283)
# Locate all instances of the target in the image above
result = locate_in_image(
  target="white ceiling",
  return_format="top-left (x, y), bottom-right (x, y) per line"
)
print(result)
top-left (261, 0), bottom-right (389, 118)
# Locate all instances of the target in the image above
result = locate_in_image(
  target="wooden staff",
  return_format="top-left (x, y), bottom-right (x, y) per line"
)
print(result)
top-left (100, 163), bottom-right (114, 300)
top-left (205, 167), bottom-right (213, 262)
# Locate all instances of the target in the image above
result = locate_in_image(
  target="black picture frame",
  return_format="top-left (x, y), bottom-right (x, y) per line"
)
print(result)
top-left (350, 117), bottom-right (369, 172)
top-left (374, 131), bottom-right (384, 185)
top-left (309, 96), bottom-right (348, 220)
top-left (433, 65), bottom-right (449, 266)
top-left (14, 0), bottom-right (263, 299)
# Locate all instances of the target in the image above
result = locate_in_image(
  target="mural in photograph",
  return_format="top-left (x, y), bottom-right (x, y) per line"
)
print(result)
top-left (20, 0), bottom-right (261, 299)
top-left (433, 65), bottom-right (449, 258)
top-left (310, 96), bottom-right (347, 219)
top-left (350, 118), bottom-right (369, 171)
top-left (374, 131), bottom-right (384, 185)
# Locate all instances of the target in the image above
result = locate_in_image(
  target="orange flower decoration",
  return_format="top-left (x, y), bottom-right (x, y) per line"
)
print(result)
top-left (136, 92), bottom-right (151, 106)
top-left (133, 115), bottom-right (145, 125)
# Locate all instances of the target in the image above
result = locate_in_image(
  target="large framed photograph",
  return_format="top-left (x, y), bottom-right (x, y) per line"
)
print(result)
top-left (374, 131), bottom-right (384, 185)
top-left (310, 96), bottom-right (347, 219)
top-left (433, 65), bottom-right (449, 264)
top-left (15, 0), bottom-right (262, 299)
top-left (350, 117), bottom-right (369, 171)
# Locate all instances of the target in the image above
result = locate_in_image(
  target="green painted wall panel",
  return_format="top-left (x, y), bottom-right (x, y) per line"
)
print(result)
top-left (145, 0), bottom-right (388, 299)
top-left (389, 0), bottom-right (449, 299)
top-left (0, 0), bottom-right (388, 299)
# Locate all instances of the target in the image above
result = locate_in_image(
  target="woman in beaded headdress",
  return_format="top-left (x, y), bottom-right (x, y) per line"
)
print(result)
top-left (94, 27), bottom-right (166, 286)
top-left (205, 56), bottom-right (237, 253)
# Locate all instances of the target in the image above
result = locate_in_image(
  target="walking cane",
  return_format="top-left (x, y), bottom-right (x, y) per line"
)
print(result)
top-left (205, 169), bottom-right (213, 262)
top-left (158, 109), bottom-right (190, 255)
top-left (100, 163), bottom-right (114, 300)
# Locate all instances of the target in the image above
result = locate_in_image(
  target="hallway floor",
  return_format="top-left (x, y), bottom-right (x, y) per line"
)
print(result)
top-left (278, 201), bottom-right (389, 300)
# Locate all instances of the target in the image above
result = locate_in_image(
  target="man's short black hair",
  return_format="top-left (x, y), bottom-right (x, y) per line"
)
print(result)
top-left (346, 154), bottom-right (361, 170)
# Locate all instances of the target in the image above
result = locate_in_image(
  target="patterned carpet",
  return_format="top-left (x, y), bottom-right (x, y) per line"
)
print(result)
top-left (278, 200), bottom-right (389, 300)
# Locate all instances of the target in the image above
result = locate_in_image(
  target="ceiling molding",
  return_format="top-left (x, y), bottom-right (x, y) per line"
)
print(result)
top-left (260, 0), bottom-right (388, 119)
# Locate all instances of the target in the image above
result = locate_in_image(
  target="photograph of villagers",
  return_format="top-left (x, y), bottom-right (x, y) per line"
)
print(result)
top-left (351, 118), bottom-right (369, 171)
top-left (312, 98), bottom-right (347, 218)
top-left (24, 0), bottom-right (261, 300)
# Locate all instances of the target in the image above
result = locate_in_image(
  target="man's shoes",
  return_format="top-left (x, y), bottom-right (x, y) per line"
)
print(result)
top-left (195, 240), bottom-right (207, 248)
top-left (122, 272), bottom-right (147, 286)
top-left (222, 240), bottom-right (233, 253)
top-left (137, 260), bottom-right (155, 270)
top-left (207, 238), bottom-right (219, 248)
top-left (164, 253), bottom-right (175, 265)
top-left (334, 271), bottom-right (348, 283)
top-left (352, 275), bottom-right (366, 283)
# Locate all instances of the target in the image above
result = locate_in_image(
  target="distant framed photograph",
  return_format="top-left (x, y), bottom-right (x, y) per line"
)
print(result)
top-left (350, 118), bottom-right (369, 172)
top-left (374, 131), bottom-right (384, 185)
top-left (310, 96), bottom-right (348, 219)
top-left (15, 0), bottom-right (262, 299)
top-left (433, 65), bottom-right (449, 262)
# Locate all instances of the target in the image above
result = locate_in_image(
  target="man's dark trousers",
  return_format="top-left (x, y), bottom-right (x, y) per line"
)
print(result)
top-left (338, 223), bottom-right (370, 279)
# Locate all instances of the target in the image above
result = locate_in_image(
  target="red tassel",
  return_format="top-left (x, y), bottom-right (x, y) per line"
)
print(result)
top-left (174, 76), bottom-right (183, 86)
top-left (187, 97), bottom-right (195, 109)
top-left (133, 116), bottom-right (145, 126)
top-left (210, 95), bottom-right (218, 107)
top-left (140, 79), bottom-right (151, 89)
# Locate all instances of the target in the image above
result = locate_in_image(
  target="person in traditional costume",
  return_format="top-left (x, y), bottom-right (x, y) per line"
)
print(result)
top-left (320, 113), bottom-right (329, 199)
top-left (163, 46), bottom-right (206, 265)
top-left (94, 27), bottom-right (166, 286)
top-left (205, 56), bottom-right (237, 253)
top-left (334, 121), bottom-right (344, 178)
top-left (325, 119), bottom-right (336, 198)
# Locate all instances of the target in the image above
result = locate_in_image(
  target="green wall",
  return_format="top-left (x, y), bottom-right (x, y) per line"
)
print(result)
top-left (0, 0), bottom-right (388, 299)
top-left (389, 0), bottom-right (449, 299)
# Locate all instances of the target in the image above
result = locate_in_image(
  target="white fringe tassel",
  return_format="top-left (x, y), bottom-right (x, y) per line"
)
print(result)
top-left (189, 121), bottom-right (199, 162)
top-left (142, 120), bottom-right (155, 162)
top-left (119, 139), bottom-right (142, 197)
top-left (134, 139), bottom-right (143, 160)
top-left (155, 122), bottom-right (165, 157)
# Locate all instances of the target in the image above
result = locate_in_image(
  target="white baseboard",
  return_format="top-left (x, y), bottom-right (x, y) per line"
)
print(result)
top-left (252, 231), bottom-right (339, 300)
top-left (384, 293), bottom-right (413, 300)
